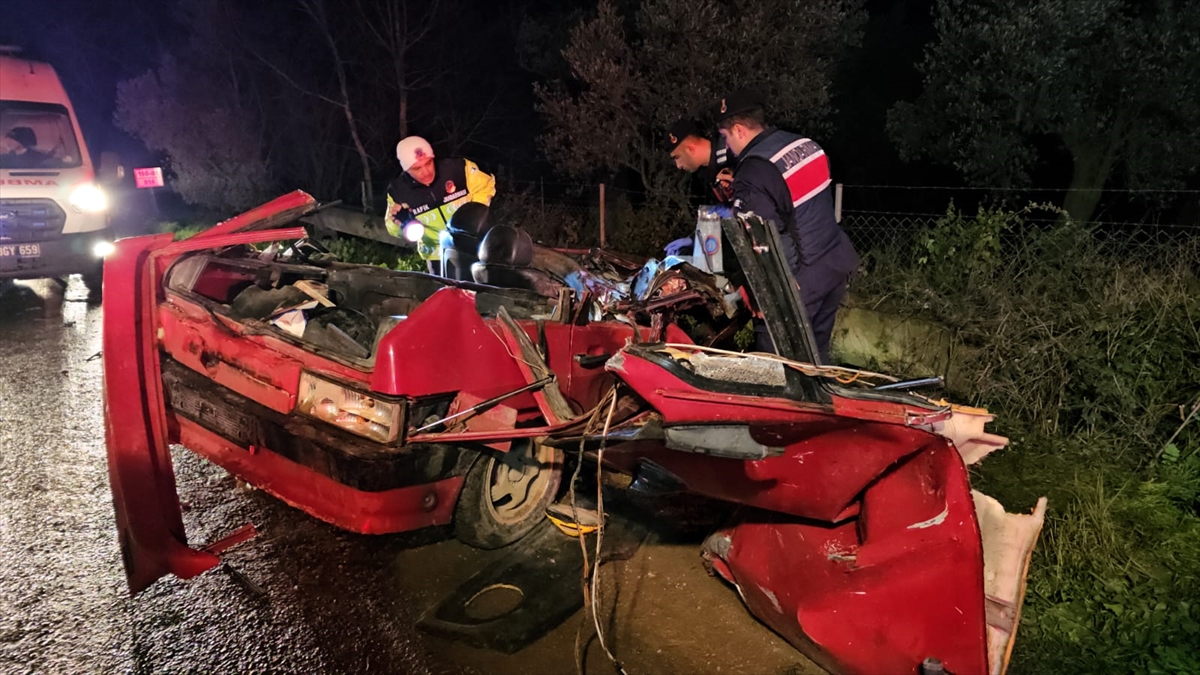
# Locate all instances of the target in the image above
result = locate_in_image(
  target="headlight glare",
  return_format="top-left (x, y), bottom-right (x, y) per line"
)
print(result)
top-left (69, 183), bottom-right (109, 213)
top-left (92, 240), bottom-right (116, 258)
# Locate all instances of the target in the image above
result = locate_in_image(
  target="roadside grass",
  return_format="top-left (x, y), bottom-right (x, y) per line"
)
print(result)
top-left (851, 204), bottom-right (1200, 674)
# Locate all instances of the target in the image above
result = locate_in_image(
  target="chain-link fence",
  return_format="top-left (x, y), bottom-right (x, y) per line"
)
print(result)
top-left (494, 178), bottom-right (1200, 261)
top-left (840, 209), bottom-right (1200, 261)
top-left (838, 184), bottom-right (1200, 260)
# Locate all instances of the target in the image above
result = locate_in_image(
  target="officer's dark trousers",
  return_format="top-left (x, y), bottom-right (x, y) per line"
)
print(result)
top-left (753, 274), bottom-right (850, 365)
top-left (806, 275), bottom-right (849, 364)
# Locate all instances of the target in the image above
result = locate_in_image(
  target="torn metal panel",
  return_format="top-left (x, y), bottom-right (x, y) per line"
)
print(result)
top-left (973, 492), bottom-right (1048, 675)
top-left (702, 440), bottom-right (991, 675)
top-left (720, 213), bottom-right (820, 364)
top-left (663, 424), bottom-right (785, 460)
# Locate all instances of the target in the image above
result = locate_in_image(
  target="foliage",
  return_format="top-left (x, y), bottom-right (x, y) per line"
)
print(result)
top-left (1013, 454), bottom-right (1200, 675)
top-left (116, 54), bottom-right (274, 212)
top-left (321, 236), bottom-right (423, 271)
top-left (914, 201), bottom-right (1070, 295)
top-left (852, 203), bottom-right (1200, 673)
top-left (156, 218), bottom-right (212, 241)
top-left (537, 0), bottom-right (863, 217)
top-left (889, 0), bottom-right (1200, 223)
top-left (862, 204), bottom-right (1200, 441)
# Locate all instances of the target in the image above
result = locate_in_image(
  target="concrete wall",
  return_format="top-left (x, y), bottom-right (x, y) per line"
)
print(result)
top-left (831, 303), bottom-right (974, 388)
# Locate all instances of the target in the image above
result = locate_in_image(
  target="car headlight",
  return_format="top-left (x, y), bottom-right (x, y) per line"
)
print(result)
top-left (296, 372), bottom-right (402, 443)
top-left (69, 183), bottom-right (108, 213)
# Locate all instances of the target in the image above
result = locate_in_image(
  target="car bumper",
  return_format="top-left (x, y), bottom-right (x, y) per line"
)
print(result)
top-left (161, 355), bottom-right (468, 533)
top-left (0, 228), bottom-right (113, 280)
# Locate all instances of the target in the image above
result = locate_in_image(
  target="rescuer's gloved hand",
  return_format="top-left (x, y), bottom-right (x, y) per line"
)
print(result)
top-left (706, 205), bottom-right (733, 219)
top-left (664, 237), bottom-right (692, 257)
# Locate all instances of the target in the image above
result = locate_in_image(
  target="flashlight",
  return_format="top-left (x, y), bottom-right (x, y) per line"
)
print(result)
top-left (402, 220), bottom-right (425, 242)
top-left (394, 207), bottom-right (425, 243)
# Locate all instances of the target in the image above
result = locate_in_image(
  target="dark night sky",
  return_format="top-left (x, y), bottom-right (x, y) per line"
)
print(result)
top-left (0, 0), bottom-right (186, 163)
top-left (17, 0), bottom-right (1176, 226)
top-left (0, 0), bottom-right (938, 181)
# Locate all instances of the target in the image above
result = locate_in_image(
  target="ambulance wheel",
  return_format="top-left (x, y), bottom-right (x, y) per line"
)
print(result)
top-left (454, 439), bottom-right (563, 549)
top-left (83, 271), bottom-right (103, 302)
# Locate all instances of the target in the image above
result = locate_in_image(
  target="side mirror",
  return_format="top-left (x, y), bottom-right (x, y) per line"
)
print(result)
top-left (98, 151), bottom-right (125, 185)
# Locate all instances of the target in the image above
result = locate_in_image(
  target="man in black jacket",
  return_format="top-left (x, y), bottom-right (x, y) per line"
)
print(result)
top-left (713, 90), bottom-right (859, 363)
top-left (666, 118), bottom-right (734, 206)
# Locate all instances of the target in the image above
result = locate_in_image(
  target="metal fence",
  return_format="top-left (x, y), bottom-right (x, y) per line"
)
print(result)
top-left (498, 178), bottom-right (1200, 260)
top-left (839, 209), bottom-right (1200, 261)
top-left (836, 183), bottom-right (1200, 259)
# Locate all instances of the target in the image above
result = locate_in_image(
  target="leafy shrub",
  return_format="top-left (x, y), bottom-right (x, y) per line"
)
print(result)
top-left (322, 236), bottom-right (423, 271)
top-left (1020, 454), bottom-right (1200, 675)
top-left (156, 219), bottom-right (210, 241)
top-left (852, 203), bottom-right (1200, 674)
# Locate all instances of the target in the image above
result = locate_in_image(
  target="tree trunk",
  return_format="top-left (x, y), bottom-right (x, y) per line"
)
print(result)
top-left (1063, 143), bottom-right (1117, 224)
top-left (310, 0), bottom-right (373, 208)
top-left (399, 78), bottom-right (408, 139)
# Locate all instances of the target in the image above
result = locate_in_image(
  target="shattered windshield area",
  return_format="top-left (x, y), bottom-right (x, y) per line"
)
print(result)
top-left (0, 101), bottom-right (83, 170)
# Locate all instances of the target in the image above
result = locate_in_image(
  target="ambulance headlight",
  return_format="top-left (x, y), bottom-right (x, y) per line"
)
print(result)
top-left (92, 240), bottom-right (116, 258)
top-left (69, 183), bottom-right (109, 213)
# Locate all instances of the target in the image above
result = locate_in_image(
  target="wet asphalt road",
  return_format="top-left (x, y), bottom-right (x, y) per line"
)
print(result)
top-left (0, 279), bottom-right (819, 675)
top-left (0, 280), bottom-right (461, 675)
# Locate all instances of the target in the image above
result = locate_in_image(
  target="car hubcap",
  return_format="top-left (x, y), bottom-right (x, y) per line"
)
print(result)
top-left (486, 440), bottom-right (556, 526)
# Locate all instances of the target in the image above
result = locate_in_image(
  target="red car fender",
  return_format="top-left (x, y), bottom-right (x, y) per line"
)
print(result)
top-left (104, 224), bottom-right (309, 593)
top-left (103, 233), bottom-right (221, 594)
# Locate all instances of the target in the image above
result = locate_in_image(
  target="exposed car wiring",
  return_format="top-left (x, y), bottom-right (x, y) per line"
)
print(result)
top-left (570, 385), bottom-right (629, 675)
top-left (590, 387), bottom-right (627, 674)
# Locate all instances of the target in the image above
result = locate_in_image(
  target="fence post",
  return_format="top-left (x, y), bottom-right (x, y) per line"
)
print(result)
top-left (834, 183), bottom-right (843, 223)
top-left (599, 183), bottom-right (607, 248)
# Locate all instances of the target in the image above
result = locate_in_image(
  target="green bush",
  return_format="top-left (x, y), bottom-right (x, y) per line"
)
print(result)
top-left (852, 203), bottom-right (1200, 674)
top-left (322, 236), bottom-right (423, 271)
top-left (491, 187), bottom-right (690, 258)
top-left (155, 219), bottom-right (210, 241)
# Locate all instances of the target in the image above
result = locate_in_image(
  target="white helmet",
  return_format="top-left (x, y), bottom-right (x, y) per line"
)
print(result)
top-left (396, 136), bottom-right (435, 171)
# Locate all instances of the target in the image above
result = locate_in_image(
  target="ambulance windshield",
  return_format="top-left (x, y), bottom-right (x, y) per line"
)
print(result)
top-left (0, 101), bottom-right (82, 170)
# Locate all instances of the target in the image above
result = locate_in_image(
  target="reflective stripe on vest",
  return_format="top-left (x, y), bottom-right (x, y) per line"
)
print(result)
top-left (760, 136), bottom-right (831, 208)
top-left (739, 129), bottom-right (842, 268)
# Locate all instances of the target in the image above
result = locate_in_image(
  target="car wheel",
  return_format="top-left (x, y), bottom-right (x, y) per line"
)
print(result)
top-left (83, 270), bottom-right (103, 302)
top-left (454, 439), bottom-right (563, 549)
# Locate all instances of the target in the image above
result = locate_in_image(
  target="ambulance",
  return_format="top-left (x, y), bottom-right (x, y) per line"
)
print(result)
top-left (0, 48), bottom-right (116, 297)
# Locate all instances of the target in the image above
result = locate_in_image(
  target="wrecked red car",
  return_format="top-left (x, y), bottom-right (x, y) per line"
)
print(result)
top-left (102, 190), bottom-right (1046, 675)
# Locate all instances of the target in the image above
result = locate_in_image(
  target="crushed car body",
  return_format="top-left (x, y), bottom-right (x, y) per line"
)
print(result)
top-left (102, 190), bottom-right (1046, 675)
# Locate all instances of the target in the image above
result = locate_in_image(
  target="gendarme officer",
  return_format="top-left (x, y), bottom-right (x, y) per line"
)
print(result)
top-left (666, 118), bottom-right (734, 206)
top-left (713, 90), bottom-right (859, 363)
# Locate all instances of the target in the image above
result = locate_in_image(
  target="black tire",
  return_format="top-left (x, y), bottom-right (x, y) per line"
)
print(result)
top-left (83, 270), bottom-right (103, 302)
top-left (453, 439), bottom-right (564, 549)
